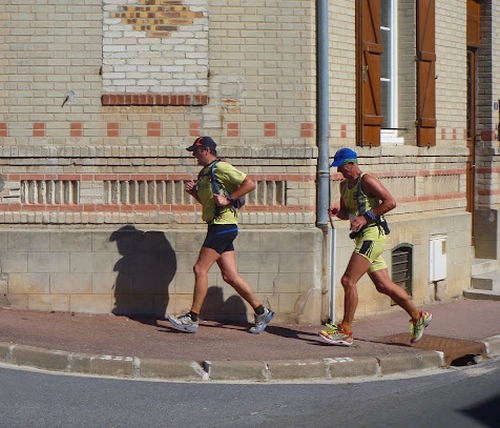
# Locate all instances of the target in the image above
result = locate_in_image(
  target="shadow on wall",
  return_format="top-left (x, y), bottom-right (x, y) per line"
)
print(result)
top-left (200, 286), bottom-right (248, 324)
top-left (110, 225), bottom-right (176, 320)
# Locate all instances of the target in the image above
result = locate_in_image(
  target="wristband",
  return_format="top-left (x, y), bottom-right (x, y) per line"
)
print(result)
top-left (363, 210), bottom-right (376, 221)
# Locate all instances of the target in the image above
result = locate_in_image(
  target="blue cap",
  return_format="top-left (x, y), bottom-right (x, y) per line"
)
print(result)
top-left (330, 148), bottom-right (358, 167)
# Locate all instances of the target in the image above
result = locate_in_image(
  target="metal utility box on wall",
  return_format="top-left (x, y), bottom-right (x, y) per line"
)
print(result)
top-left (429, 235), bottom-right (447, 281)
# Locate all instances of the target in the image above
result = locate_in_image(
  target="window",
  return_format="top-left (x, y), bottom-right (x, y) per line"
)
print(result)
top-left (381, 0), bottom-right (403, 145)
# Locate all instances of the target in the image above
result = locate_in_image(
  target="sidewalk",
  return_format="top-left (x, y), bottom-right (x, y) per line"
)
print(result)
top-left (1, 298), bottom-right (499, 382)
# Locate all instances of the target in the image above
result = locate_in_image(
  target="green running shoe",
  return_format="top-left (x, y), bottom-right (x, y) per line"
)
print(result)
top-left (410, 311), bottom-right (432, 343)
top-left (319, 324), bottom-right (354, 346)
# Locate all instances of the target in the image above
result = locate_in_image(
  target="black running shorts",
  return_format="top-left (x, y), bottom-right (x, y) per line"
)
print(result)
top-left (202, 224), bottom-right (238, 254)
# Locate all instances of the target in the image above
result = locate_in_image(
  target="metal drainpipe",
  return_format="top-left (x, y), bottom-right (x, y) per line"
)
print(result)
top-left (315, 0), bottom-right (335, 323)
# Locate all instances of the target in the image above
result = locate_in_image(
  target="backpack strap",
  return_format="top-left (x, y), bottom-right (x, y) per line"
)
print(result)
top-left (209, 159), bottom-right (238, 218)
top-left (195, 159), bottom-right (229, 220)
top-left (195, 159), bottom-right (220, 189)
top-left (208, 159), bottom-right (223, 196)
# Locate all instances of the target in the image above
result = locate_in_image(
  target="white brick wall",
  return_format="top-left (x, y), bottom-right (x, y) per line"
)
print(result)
top-left (329, 0), bottom-right (356, 144)
top-left (205, 1), bottom-right (316, 137)
top-left (436, 0), bottom-right (467, 143)
top-left (102, 0), bottom-right (209, 94)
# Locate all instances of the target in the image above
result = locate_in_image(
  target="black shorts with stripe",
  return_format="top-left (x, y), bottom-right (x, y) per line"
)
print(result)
top-left (202, 224), bottom-right (238, 254)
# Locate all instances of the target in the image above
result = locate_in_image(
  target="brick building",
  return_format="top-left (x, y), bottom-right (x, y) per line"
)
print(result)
top-left (0, 0), bottom-right (497, 324)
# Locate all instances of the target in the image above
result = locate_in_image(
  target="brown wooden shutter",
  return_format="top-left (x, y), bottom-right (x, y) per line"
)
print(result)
top-left (356, 0), bottom-right (382, 147)
top-left (416, 0), bottom-right (436, 146)
top-left (467, 0), bottom-right (481, 48)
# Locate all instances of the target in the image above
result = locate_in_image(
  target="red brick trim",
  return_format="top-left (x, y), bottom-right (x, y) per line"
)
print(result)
top-left (301, 122), bottom-right (314, 138)
top-left (227, 122), bottom-right (240, 137)
top-left (70, 122), bottom-right (83, 137)
top-left (397, 192), bottom-right (466, 203)
top-left (107, 122), bottom-right (120, 137)
top-left (476, 167), bottom-right (500, 174)
top-left (147, 122), bottom-right (162, 137)
top-left (189, 122), bottom-right (201, 137)
top-left (33, 122), bottom-right (45, 137)
top-left (264, 122), bottom-right (276, 137)
top-left (101, 93), bottom-right (209, 106)
top-left (481, 129), bottom-right (496, 141)
top-left (478, 189), bottom-right (500, 196)
top-left (341, 124), bottom-right (347, 138)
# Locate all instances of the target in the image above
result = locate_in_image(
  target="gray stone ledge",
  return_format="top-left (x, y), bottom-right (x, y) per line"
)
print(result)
top-left (377, 351), bottom-right (444, 376)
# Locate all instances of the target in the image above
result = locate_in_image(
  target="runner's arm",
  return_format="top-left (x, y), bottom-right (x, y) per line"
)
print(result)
top-left (361, 174), bottom-right (396, 216)
top-left (214, 176), bottom-right (256, 207)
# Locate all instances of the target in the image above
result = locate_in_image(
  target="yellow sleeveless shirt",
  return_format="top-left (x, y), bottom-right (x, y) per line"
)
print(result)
top-left (341, 172), bottom-right (380, 220)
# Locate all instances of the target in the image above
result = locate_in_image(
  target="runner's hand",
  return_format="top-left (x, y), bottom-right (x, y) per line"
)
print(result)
top-left (213, 193), bottom-right (230, 206)
top-left (350, 215), bottom-right (367, 232)
top-left (185, 180), bottom-right (196, 194)
top-left (328, 206), bottom-right (339, 217)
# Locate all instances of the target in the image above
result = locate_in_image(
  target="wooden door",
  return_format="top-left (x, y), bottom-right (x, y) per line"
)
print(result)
top-left (356, 0), bottom-right (383, 147)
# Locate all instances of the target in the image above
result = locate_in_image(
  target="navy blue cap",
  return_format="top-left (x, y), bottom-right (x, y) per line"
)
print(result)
top-left (186, 136), bottom-right (217, 151)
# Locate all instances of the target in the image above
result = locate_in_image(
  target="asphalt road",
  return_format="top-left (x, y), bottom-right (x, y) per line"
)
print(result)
top-left (0, 359), bottom-right (499, 428)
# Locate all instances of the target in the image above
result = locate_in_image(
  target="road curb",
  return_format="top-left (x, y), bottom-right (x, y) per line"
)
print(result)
top-left (205, 360), bottom-right (267, 381)
top-left (68, 352), bottom-right (135, 378)
top-left (377, 350), bottom-right (444, 375)
top-left (139, 358), bottom-right (208, 381)
top-left (0, 340), bottom-right (450, 382)
top-left (8, 335), bottom-right (500, 381)
top-left (482, 335), bottom-right (500, 358)
top-left (3, 343), bottom-right (71, 372)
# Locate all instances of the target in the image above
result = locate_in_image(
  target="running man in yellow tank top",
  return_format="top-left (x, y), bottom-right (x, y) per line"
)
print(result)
top-left (319, 148), bottom-right (432, 346)
top-left (167, 136), bottom-right (274, 334)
